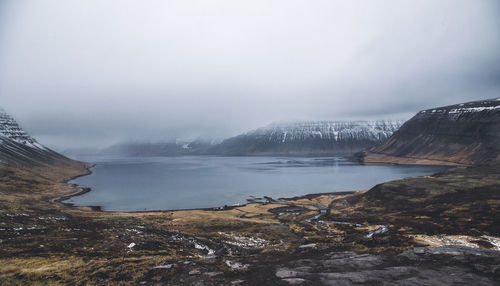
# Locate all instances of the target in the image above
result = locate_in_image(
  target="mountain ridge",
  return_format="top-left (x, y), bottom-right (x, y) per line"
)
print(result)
top-left (210, 120), bottom-right (404, 156)
top-left (100, 120), bottom-right (404, 157)
top-left (359, 98), bottom-right (500, 165)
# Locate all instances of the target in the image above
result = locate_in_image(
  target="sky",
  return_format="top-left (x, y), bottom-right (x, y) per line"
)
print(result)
top-left (1, 0), bottom-right (499, 150)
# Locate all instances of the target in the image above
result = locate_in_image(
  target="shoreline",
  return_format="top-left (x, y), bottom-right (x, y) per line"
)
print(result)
top-left (61, 162), bottom-right (95, 184)
top-left (51, 163), bottom-right (102, 210)
top-left (361, 152), bottom-right (469, 166)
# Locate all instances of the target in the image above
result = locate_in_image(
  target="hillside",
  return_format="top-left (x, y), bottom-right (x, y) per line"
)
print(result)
top-left (360, 98), bottom-right (500, 165)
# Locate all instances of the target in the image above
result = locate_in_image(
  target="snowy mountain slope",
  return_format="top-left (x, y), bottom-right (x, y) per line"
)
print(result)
top-left (245, 121), bottom-right (403, 142)
top-left (210, 120), bottom-right (405, 156)
top-left (0, 107), bottom-right (45, 149)
top-left (0, 107), bottom-right (70, 166)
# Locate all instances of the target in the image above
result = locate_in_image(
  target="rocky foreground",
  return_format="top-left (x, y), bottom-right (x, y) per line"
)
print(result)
top-left (0, 161), bottom-right (499, 285)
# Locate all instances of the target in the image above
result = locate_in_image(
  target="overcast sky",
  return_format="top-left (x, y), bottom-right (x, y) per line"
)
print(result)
top-left (1, 0), bottom-right (499, 150)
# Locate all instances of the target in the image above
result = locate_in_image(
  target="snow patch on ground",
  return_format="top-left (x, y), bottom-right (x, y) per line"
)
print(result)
top-left (298, 243), bottom-right (317, 249)
top-left (127, 242), bottom-right (136, 251)
top-left (194, 243), bottom-right (215, 255)
top-left (225, 260), bottom-right (249, 271)
top-left (413, 235), bottom-right (500, 251)
top-left (218, 232), bottom-right (269, 248)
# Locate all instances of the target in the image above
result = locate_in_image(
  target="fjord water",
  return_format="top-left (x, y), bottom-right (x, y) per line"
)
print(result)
top-left (65, 156), bottom-right (446, 211)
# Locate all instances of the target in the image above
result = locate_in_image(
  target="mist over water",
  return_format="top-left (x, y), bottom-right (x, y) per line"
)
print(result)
top-left (65, 156), bottom-right (447, 211)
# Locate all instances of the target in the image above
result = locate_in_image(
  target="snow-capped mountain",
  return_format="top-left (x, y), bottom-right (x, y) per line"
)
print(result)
top-left (362, 98), bottom-right (500, 165)
top-left (210, 120), bottom-right (405, 156)
top-left (246, 121), bottom-right (403, 143)
top-left (0, 107), bottom-right (67, 166)
top-left (101, 121), bottom-right (404, 157)
top-left (0, 107), bottom-right (45, 149)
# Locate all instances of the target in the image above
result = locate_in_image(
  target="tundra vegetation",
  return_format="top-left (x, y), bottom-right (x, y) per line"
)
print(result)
top-left (0, 160), bottom-right (499, 285)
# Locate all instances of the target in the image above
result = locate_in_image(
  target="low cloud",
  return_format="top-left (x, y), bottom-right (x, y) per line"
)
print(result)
top-left (1, 0), bottom-right (499, 150)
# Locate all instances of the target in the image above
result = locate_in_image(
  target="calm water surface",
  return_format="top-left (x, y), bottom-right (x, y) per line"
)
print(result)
top-left (65, 156), bottom-right (447, 211)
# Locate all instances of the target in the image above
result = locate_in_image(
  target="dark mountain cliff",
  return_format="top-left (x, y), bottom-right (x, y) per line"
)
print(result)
top-left (360, 98), bottom-right (500, 165)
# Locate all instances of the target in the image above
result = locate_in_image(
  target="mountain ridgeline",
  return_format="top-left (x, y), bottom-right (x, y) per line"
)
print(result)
top-left (209, 121), bottom-right (404, 156)
top-left (359, 98), bottom-right (500, 165)
top-left (102, 120), bottom-right (404, 156)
